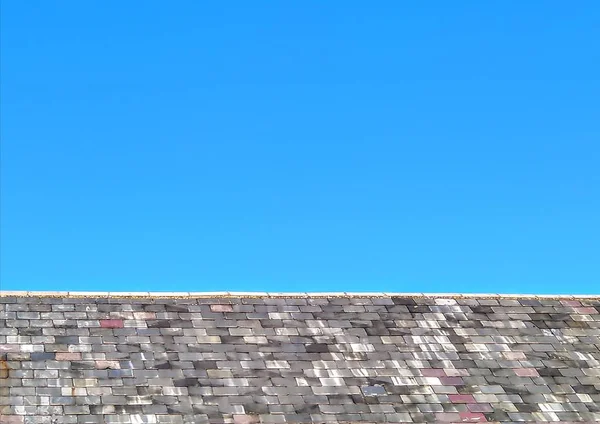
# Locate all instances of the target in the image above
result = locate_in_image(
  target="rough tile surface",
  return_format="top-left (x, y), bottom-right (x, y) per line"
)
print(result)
top-left (1, 294), bottom-right (600, 423)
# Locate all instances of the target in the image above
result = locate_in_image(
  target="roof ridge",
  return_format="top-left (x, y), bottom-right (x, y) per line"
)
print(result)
top-left (1, 290), bottom-right (598, 300)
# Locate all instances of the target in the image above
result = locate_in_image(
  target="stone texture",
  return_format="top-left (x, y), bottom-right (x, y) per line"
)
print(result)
top-left (0, 294), bottom-right (599, 423)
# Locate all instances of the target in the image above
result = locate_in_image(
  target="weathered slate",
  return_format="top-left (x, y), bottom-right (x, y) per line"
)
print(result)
top-left (0, 294), bottom-right (599, 423)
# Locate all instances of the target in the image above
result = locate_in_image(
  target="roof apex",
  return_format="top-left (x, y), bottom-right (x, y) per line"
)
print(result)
top-left (1, 290), bottom-right (597, 300)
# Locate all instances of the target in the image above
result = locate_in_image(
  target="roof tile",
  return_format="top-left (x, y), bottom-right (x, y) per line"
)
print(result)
top-left (1, 293), bottom-right (599, 422)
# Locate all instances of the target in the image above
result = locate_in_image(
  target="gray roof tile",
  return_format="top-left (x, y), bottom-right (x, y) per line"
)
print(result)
top-left (1, 294), bottom-right (599, 422)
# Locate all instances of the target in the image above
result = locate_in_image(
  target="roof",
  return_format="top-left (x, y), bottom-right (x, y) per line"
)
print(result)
top-left (1, 291), bottom-right (599, 423)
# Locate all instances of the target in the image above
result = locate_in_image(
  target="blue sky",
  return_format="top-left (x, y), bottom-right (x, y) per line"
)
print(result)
top-left (1, 2), bottom-right (599, 294)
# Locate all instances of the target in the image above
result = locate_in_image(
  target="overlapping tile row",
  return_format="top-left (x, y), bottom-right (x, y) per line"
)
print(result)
top-left (1, 295), bottom-right (599, 423)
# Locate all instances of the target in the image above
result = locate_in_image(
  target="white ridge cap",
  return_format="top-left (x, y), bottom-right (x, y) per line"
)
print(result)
top-left (68, 291), bottom-right (110, 296)
top-left (27, 291), bottom-right (65, 296)
top-left (345, 292), bottom-right (395, 297)
top-left (534, 294), bottom-right (576, 299)
top-left (108, 292), bottom-right (151, 297)
top-left (0, 290), bottom-right (30, 296)
top-left (147, 292), bottom-right (191, 297)
top-left (188, 291), bottom-right (229, 297)
top-left (0, 290), bottom-right (597, 300)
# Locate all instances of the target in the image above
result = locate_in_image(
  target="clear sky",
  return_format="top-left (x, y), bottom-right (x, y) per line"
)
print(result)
top-left (1, 2), bottom-right (599, 294)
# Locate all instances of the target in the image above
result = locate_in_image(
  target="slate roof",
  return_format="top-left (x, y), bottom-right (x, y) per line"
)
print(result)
top-left (1, 292), bottom-right (600, 424)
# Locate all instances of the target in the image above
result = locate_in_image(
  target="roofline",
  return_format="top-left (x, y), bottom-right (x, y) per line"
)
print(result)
top-left (0, 290), bottom-right (598, 300)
